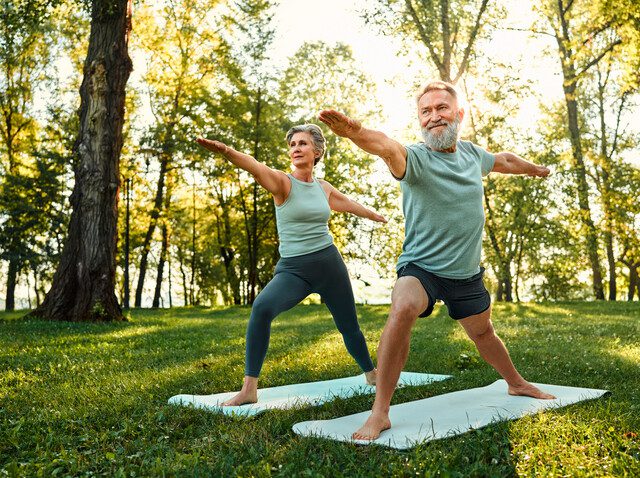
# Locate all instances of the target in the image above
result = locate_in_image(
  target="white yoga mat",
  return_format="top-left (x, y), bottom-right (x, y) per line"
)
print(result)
top-left (168, 371), bottom-right (450, 417)
top-left (292, 380), bottom-right (609, 449)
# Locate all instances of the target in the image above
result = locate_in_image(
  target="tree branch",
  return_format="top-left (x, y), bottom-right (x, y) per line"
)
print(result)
top-left (454, 0), bottom-right (489, 84)
top-left (576, 38), bottom-right (622, 77)
top-left (405, 0), bottom-right (446, 75)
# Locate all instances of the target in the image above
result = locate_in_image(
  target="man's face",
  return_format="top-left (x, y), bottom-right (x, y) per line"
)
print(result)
top-left (417, 89), bottom-right (464, 151)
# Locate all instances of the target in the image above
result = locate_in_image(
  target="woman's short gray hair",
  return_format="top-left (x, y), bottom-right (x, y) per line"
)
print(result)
top-left (285, 124), bottom-right (326, 165)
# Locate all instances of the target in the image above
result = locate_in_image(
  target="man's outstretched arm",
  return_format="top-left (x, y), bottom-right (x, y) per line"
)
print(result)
top-left (492, 152), bottom-right (550, 177)
top-left (319, 109), bottom-right (408, 179)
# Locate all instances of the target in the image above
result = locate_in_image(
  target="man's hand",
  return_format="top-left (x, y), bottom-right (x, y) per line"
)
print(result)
top-left (196, 137), bottom-right (229, 155)
top-left (370, 212), bottom-right (387, 223)
top-left (530, 165), bottom-right (551, 178)
top-left (318, 110), bottom-right (362, 138)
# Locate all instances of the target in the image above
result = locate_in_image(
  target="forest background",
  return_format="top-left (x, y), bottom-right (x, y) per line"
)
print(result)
top-left (1, 0), bottom-right (639, 314)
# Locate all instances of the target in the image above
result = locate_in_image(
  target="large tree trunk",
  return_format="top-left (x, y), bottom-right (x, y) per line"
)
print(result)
top-left (30, 0), bottom-right (132, 321)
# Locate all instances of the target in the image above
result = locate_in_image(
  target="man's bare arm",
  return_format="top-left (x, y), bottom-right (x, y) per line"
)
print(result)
top-left (319, 109), bottom-right (407, 179)
top-left (492, 152), bottom-right (550, 177)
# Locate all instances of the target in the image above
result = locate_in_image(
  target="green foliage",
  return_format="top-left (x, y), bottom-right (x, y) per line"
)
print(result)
top-left (362, 0), bottom-right (505, 83)
top-left (1, 302), bottom-right (639, 475)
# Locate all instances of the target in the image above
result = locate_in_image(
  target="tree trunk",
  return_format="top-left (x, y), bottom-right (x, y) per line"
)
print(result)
top-left (628, 266), bottom-right (638, 301)
top-left (123, 177), bottom-right (131, 308)
top-left (248, 88), bottom-right (263, 304)
top-left (563, 84), bottom-right (605, 300)
top-left (178, 255), bottom-right (189, 306)
top-left (152, 222), bottom-right (168, 308)
top-left (5, 258), bottom-right (18, 311)
top-left (152, 171), bottom-right (173, 308)
top-left (554, 3), bottom-right (605, 300)
top-left (503, 268), bottom-right (513, 302)
top-left (134, 154), bottom-right (168, 307)
top-left (190, 183), bottom-right (196, 306)
top-left (495, 280), bottom-right (504, 302)
top-left (30, 0), bottom-right (132, 321)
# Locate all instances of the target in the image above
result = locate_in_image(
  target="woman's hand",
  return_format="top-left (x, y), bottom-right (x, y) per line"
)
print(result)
top-left (196, 137), bottom-right (229, 154)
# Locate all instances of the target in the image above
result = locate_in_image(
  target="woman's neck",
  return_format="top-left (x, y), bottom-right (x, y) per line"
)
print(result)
top-left (291, 168), bottom-right (314, 183)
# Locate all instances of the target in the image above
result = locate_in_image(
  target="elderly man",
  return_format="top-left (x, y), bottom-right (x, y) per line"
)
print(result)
top-left (319, 80), bottom-right (554, 441)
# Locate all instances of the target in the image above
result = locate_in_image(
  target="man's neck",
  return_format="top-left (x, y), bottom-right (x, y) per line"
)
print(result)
top-left (436, 145), bottom-right (457, 153)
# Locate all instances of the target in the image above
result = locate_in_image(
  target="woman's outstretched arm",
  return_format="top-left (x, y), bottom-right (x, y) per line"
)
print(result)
top-left (320, 180), bottom-right (387, 223)
top-left (196, 137), bottom-right (289, 201)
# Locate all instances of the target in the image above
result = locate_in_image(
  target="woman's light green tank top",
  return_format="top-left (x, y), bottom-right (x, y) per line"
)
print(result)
top-left (275, 174), bottom-right (333, 258)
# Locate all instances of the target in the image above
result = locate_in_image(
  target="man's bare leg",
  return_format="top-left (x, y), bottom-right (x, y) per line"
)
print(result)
top-left (222, 376), bottom-right (258, 406)
top-left (459, 307), bottom-right (555, 399)
top-left (352, 277), bottom-right (428, 440)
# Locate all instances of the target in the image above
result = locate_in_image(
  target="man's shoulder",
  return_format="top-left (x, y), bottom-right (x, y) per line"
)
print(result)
top-left (406, 141), bottom-right (428, 153)
top-left (458, 140), bottom-right (491, 159)
top-left (457, 139), bottom-right (480, 152)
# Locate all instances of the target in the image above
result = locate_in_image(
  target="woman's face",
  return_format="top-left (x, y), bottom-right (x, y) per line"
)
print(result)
top-left (288, 132), bottom-right (318, 169)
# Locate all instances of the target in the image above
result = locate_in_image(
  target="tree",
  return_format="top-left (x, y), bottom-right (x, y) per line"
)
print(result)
top-left (534, 0), bottom-right (640, 299)
top-left (363, 0), bottom-right (497, 84)
top-left (132, 0), bottom-right (222, 307)
top-left (0, 0), bottom-right (56, 309)
top-left (30, 0), bottom-right (133, 321)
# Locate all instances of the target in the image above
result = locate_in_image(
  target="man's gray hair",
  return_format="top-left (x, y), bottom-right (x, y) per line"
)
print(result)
top-left (285, 124), bottom-right (326, 165)
top-left (415, 80), bottom-right (459, 104)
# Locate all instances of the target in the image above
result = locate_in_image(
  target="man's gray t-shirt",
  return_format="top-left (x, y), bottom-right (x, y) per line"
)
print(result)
top-left (396, 140), bottom-right (495, 279)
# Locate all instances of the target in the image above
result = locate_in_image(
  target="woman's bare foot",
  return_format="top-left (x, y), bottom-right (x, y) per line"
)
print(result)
top-left (352, 411), bottom-right (391, 441)
top-left (221, 389), bottom-right (258, 406)
top-left (221, 376), bottom-right (258, 406)
top-left (508, 381), bottom-right (556, 400)
top-left (365, 368), bottom-right (377, 386)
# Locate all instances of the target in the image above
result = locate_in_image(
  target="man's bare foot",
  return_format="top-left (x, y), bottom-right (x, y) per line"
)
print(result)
top-left (508, 381), bottom-right (556, 400)
top-left (365, 368), bottom-right (377, 386)
top-left (221, 389), bottom-right (258, 406)
top-left (352, 412), bottom-right (391, 441)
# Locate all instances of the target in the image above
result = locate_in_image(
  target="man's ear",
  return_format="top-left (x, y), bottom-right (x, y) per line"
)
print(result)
top-left (457, 107), bottom-right (465, 122)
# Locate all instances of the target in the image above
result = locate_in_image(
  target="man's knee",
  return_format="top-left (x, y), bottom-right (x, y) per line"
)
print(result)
top-left (389, 299), bottom-right (422, 327)
top-left (466, 321), bottom-right (496, 343)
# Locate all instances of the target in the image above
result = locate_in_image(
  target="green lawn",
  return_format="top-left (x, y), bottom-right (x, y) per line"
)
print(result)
top-left (1, 302), bottom-right (639, 477)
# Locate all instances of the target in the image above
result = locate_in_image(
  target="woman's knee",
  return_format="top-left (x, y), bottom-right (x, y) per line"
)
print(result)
top-left (249, 296), bottom-right (276, 324)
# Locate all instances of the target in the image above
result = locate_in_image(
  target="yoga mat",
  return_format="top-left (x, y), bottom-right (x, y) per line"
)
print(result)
top-left (168, 371), bottom-right (450, 417)
top-left (292, 380), bottom-right (609, 449)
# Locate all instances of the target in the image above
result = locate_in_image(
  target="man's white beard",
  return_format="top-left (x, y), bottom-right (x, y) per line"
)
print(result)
top-left (421, 115), bottom-right (461, 151)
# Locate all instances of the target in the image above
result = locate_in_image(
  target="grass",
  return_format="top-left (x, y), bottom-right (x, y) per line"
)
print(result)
top-left (1, 302), bottom-right (639, 477)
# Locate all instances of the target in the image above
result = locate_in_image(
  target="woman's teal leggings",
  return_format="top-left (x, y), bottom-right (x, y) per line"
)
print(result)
top-left (245, 244), bottom-right (374, 377)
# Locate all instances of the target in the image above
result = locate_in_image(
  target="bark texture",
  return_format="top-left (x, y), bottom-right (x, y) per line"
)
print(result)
top-left (31, 0), bottom-right (132, 321)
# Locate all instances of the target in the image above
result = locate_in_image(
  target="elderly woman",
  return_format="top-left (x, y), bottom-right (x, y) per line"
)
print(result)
top-left (196, 124), bottom-right (385, 406)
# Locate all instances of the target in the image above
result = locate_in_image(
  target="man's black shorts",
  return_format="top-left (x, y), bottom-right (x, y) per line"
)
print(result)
top-left (397, 262), bottom-right (491, 320)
